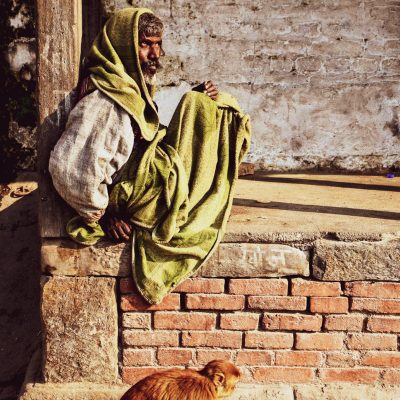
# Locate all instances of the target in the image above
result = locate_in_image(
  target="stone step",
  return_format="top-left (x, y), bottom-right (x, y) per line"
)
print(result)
top-left (40, 173), bottom-right (400, 239)
top-left (41, 236), bottom-right (400, 281)
top-left (19, 382), bottom-right (400, 400)
top-left (40, 173), bottom-right (400, 281)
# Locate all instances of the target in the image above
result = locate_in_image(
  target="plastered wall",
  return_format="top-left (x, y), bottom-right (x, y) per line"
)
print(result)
top-left (108, 0), bottom-right (400, 172)
top-left (3, 0), bottom-right (400, 177)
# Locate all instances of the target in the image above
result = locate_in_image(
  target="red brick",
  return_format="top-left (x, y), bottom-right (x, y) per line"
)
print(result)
top-left (182, 331), bottom-right (242, 348)
top-left (367, 316), bottom-right (400, 333)
top-left (361, 352), bottom-right (400, 367)
top-left (292, 279), bottom-right (341, 297)
top-left (253, 367), bottom-right (314, 384)
top-left (346, 333), bottom-right (397, 350)
top-left (295, 333), bottom-right (344, 350)
top-left (120, 293), bottom-right (180, 311)
top-left (248, 296), bottom-right (307, 311)
top-left (351, 298), bottom-right (400, 314)
top-left (122, 367), bottom-right (171, 385)
top-left (123, 330), bottom-right (179, 347)
top-left (382, 370), bottom-right (400, 384)
top-left (174, 278), bottom-right (225, 293)
top-left (275, 351), bottom-right (323, 367)
top-left (154, 312), bottom-right (216, 330)
top-left (122, 313), bottom-right (151, 329)
top-left (345, 282), bottom-right (400, 298)
top-left (120, 278), bottom-right (136, 294)
top-left (229, 279), bottom-right (288, 295)
top-left (157, 348), bottom-right (193, 366)
top-left (310, 297), bottom-right (348, 314)
top-left (263, 313), bottom-right (322, 332)
top-left (196, 350), bottom-right (234, 364)
top-left (123, 349), bottom-right (153, 366)
top-left (245, 332), bottom-right (293, 349)
top-left (185, 294), bottom-right (244, 310)
top-left (236, 350), bottom-right (273, 366)
top-left (319, 368), bottom-right (379, 384)
top-left (325, 352), bottom-right (360, 367)
top-left (324, 315), bottom-right (364, 331)
top-left (220, 313), bottom-right (259, 330)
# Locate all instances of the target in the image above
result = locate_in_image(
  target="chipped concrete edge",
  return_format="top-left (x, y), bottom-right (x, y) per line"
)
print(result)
top-left (19, 382), bottom-right (293, 400)
top-left (19, 382), bottom-right (400, 400)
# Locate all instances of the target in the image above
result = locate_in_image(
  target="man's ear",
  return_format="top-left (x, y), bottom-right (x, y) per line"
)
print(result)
top-left (212, 372), bottom-right (225, 387)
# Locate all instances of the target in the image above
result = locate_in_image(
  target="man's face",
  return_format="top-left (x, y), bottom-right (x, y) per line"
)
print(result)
top-left (138, 34), bottom-right (163, 84)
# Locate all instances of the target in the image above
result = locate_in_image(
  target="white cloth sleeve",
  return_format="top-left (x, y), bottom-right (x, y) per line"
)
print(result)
top-left (49, 90), bottom-right (134, 222)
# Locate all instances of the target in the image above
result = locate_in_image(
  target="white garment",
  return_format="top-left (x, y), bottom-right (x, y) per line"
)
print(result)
top-left (49, 90), bottom-right (135, 222)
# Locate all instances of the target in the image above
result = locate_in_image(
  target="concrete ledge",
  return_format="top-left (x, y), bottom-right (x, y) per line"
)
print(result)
top-left (43, 235), bottom-right (400, 281)
top-left (19, 383), bottom-right (128, 400)
top-left (19, 382), bottom-right (400, 400)
top-left (41, 240), bottom-right (309, 278)
top-left (294, 384), bottom-right (400, 400)
top-left (19, 383), bottom-right (293, 400)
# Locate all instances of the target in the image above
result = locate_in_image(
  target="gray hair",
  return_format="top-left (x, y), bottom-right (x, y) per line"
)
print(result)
top-left (138, 13), bottom-right (164, 38)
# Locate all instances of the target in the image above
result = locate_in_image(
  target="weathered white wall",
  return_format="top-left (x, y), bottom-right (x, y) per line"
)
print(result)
top-left (105, 0), bottom-right (400, 172)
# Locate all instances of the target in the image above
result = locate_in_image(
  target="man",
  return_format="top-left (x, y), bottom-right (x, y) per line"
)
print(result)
top-left (106, 12), bottom-right (218, 241)
top-left (49, 7), bottom-right (251, 304)
top-left (50, 9), bottom-right (218, 242)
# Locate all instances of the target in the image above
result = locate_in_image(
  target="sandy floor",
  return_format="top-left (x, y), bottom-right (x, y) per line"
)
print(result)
top-left (229, 173), bottom-right (400, 236)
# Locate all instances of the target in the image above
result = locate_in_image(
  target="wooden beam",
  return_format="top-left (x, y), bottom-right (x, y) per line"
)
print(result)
top-left (36, 0), bottom-right (82, 237)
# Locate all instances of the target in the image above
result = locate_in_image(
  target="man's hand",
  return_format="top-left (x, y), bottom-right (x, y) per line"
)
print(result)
top-left (106, 216), bottom-right (132, 241)
top-left (193, 80), bottom-right (219, 100)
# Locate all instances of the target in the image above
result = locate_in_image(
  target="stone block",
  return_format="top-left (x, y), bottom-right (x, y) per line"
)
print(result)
top-left (41, 277), bottom-right (118, 383)
top-left (313, 239), bottom-right (400, 281)
top-left (19, 383), bottom-right (128, 400)
top-left (41, 240), bottom-right (130, 276)
top-left (200, 244), bottom-right (309, 278)
top-left (294, 384), bottom-right (400, 400)
top-left (19, 383), bottom-right (293, 400)
top-left (230, 384), bottom-right (294, 400)
top-left (42, 241), bottom-right (309, 279)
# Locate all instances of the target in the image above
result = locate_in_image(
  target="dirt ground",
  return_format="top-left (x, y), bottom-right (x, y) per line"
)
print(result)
top-left (231, 172), bottom-right (400, 236)
top-left (0, 174), bottom-right (41, 400)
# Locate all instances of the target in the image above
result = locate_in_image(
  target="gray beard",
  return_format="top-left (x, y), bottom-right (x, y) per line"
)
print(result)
top-left (144, 73), bottom-right (157, 86)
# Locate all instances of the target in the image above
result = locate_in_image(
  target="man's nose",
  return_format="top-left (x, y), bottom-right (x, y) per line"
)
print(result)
top-left (148, 45), bottom-right (160, 60)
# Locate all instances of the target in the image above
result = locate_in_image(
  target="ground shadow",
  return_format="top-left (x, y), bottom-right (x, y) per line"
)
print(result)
top-left (0, 186), bottom-right (41, 400)
top-left (233, 198), bottom-right (400, 220)
top-left (242, 174), bottom-right (400, 192)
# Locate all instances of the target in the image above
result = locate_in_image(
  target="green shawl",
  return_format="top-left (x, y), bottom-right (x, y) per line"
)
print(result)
top-left (68, 91), bottom-right (251, 303)
top-left (67, 7), bottom-right (252, 304)
top-left (87, 7), bottom-right (159, 141)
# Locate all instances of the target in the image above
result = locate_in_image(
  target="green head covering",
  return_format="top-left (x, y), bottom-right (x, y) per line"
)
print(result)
top-left (87, 7), bottom-right (159, 141)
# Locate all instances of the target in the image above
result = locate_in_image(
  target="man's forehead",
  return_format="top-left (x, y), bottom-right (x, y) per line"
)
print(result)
top-left (139, 34), bottom-right (163, 43)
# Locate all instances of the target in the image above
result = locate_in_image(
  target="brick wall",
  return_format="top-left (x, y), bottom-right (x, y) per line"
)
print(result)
top-left (119, 277), bottom-right (400, 386)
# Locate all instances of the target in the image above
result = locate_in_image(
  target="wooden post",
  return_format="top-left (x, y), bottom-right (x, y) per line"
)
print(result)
top-left (36, 0), bottom-right (82, 237)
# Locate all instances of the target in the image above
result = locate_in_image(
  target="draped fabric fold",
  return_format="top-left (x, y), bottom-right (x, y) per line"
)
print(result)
top-left (67, 91), bottom-right (251, 304)
top-left (87, 7), bottom-right (159, 141)
top-left (64, 6), bottom-right (252, 304)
